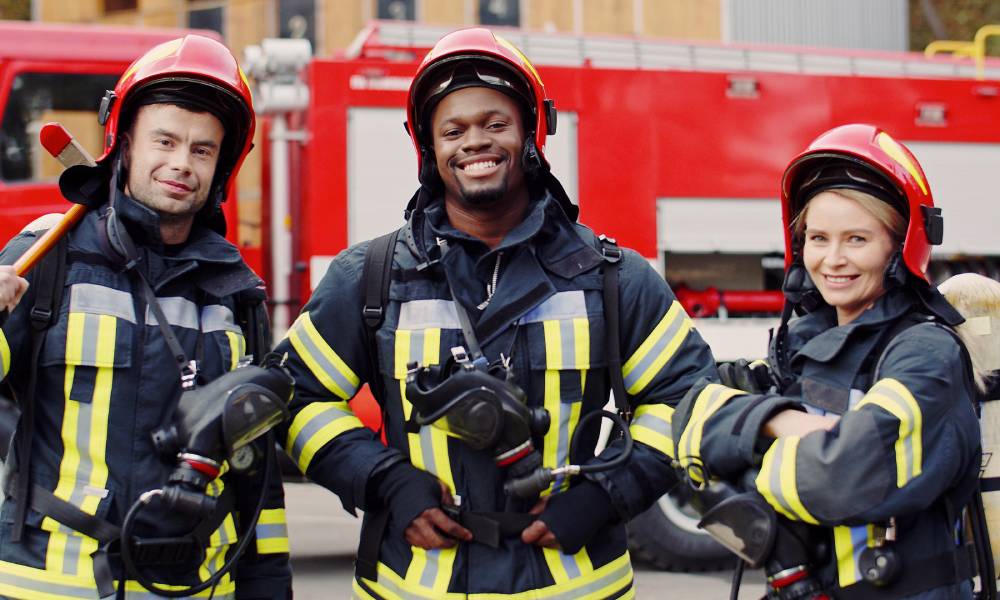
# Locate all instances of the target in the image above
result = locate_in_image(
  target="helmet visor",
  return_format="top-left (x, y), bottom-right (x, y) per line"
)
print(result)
top-left (413, 56), bottom-right (534, 143)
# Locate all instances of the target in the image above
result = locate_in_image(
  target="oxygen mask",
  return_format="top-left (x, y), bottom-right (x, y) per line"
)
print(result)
top-left (405, 347), bottom-right (550, 496)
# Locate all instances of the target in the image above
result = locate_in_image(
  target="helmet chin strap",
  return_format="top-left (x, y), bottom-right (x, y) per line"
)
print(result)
top-left (882, 249), bottom-right (908, 291)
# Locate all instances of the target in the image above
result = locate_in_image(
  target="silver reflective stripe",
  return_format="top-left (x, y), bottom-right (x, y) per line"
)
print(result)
top-left (522, 291), bottom-right (586, 323)
top-left (59, 401), bottom-right (95, 575)
top-left (292, 326), bottom-right (360, 398)
top-left (255, 523), bottom-right (288, 540)
top-left (633, 412), bottom-right (671, 439)
top-left (201, 305), bottom-right (241, 334)
top-left (70, 283), bottom-right (136, 322)
top-left (398, 300), bottom-right (460, 330)
top-left (623, 311), bottom-right (687, 391)
top-left (559, 551), bottom-right (581, 579)
top-left (290, 404), bottom-right (355, 461)
top-left (77, 313), bottom-right (103, 366)
top-left (766, 438), bottom-right (799, 519)
top-left (145, 297), bottom-right (199, 330)
top-left (0, 571), bottom-right (96, 598)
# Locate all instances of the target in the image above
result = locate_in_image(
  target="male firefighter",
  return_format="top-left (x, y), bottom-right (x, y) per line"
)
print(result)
top-left (0, 36), bottom-right (291, 599)
top-left (276, 27), bottom-right (717, 598)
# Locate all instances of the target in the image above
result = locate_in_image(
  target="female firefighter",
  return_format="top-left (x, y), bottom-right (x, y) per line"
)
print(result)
top-left (672, 123), bottom-right (982, 598)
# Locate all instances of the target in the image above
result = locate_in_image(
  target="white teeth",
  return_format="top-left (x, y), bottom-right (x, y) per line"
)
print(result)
top-left (463, 161), bottom-right (497, 172)
top-left (826, 276), bottom-right (854, 283)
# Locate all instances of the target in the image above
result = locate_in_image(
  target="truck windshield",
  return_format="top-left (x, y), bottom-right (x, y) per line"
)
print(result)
top-left (1, 71), bottom-right (118, 183)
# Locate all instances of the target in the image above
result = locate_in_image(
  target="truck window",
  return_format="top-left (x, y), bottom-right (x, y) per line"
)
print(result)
top-left (0, 71), bottom-right (117, 183)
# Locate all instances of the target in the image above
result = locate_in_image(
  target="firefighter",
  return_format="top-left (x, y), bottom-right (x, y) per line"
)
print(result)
top-left (673, 124), bottom-right (981, 598)
top-left (0, 36), bottom-right (291, 599)
top-left (274, 27), bottom-right (717, 598)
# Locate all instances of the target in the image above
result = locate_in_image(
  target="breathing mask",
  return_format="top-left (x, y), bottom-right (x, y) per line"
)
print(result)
top-left (406, 346), bottom-right (550, 497)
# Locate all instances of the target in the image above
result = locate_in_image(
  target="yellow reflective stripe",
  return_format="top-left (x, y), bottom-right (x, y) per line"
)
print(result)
top-left (677, 384), bottom-right (743, 483)
top-left (544, 320), bottom-right (561, 368)
top-left (541, 369), bottom-right (561, 497)
top-left (352, 578), bottom-right (380, 600)
top-left (396, 326), bottom-right (455, 593)
top-left (225, 330), bottom-right (244, 370)
top-left (834, 526), bottom-right (859, 587)
top-left (754, 437), bottom-right (820, 524)
top-left (361, 552), bottom-right (633, 600)
top-left (286, 401), bottom-right (364, 473)
top-left (0, 329), bottom-right (10, 378)
top-left (200, 513), bottom-right (237, 582)
top-left (288, 312), bottom-right (359, 399)
top-left (0, 558), bottom-right (97, 599)
top-left (622, 302), bottom-right (693, 395)
top-left (256, 508), bottom-right (290, 554)
top-left (854, 378), bottom-right (923, 487)
top-left (121, 577), bottom-right (235, 598)
top-left (630, 403), bottom-right (675, 458)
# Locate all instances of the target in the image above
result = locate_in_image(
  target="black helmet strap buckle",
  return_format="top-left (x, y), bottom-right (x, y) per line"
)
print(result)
top-left (98, 90), bottom-right (116, 126)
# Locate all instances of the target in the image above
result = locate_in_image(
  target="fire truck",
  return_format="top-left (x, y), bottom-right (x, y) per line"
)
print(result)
top-left (4, 19), bottom-right (1000, 572)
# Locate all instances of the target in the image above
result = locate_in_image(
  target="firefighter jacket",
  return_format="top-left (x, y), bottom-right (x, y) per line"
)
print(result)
top-left (672, 287), bottom-right (981, 598)
top-left (0, 194), bottom-right (291, 600)
top-left (275, 189), bottom-right (718, 599)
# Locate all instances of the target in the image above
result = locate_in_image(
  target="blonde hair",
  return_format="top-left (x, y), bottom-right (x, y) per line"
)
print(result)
top-left (938, 273), bottom-right (1000, 393)
top-left (791, 188), bottom-right (907, 246)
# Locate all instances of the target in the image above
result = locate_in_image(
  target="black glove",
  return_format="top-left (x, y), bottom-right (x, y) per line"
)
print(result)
top-left (718, 358), bottom-right (775, 394)
top-left (538, 480), bottom-right (617, 555)
top-left (374, 462), bottom-right (443, 532)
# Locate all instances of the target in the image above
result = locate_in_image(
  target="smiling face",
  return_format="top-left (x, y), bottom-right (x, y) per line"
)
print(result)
top-left (123, 103), bottom-right (224, 233)
top-left (430, 86), bottom-right (527, 208)
top-left (802, 190), bottom-right (899, 325)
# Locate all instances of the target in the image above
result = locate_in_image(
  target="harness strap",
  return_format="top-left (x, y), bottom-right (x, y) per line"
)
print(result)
top-left (356, 508), bottom-right (389, 582)
top-left (443, 508), bottom-right (535, 548)
top-left (598, 235), bottom-right (629, 422)
top-left (833, 544), bottom-right (975, 600)
top-left (12, 233), bottom-right (68, 542)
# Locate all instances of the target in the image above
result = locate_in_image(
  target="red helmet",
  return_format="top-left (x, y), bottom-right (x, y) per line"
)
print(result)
top-left (780, 124), bottom-right (941, 282)
top-left (98, 35), bottom-right (255, 206)
top-left (405, 27), bottom-right (556, 181)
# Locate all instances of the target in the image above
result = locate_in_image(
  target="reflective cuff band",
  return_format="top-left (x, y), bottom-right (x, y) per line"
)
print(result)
top-left (287, 401), bottom-right (363, 473)
top-left (630, 404), bottom-right (675, 458)
top-left (256, 508), bottom-right (290, 555)
top-left (755, 436), bottom-right (819, 524)
top-left (677, 384), bottom-right (743, 483)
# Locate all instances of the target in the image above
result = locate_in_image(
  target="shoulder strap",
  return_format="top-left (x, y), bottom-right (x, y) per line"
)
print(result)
top-left (360, 229), bottom-right (401, 407)
top-left (11, 232), bottom-right (68, 542)
top-left (598, 234), bottom-right (630, 422)
top-left (361, 229), bottom-right (401, 331)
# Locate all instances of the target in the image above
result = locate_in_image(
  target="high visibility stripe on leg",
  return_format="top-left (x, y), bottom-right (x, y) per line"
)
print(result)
top-left (854, 378), bottom-right (922, 487)
top-left (677, 384), bottom-right (743, 483)
top-left (629, 404), bottom-right (675, 458)
top-left (754, 436), bottom-right (819, 524)
top-left (622, 302), bottom-right (693, 395)
top-left (288, 312), bottom-right (360, 399)
top-left (47, 313), bottom-right (115, 576)
top-left (396, 326), bottom-right (456, 594)
top-left (256, 508), bottom-right (290, 554)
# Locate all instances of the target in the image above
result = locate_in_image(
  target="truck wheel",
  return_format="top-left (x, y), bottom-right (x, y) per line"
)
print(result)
top-left (627, 489), bottom-right (736, 572)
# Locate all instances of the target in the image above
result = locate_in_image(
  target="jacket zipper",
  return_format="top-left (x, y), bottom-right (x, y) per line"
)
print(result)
top-left (478, 251), bottom-right (503, 310)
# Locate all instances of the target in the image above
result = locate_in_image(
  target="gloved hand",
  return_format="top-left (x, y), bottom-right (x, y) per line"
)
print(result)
top-left (718, 358), bottom-right (776, 394)
top-left (527, 480), bottom-right (617, 555)
top-left (374, 462), bottom-right (472, 548)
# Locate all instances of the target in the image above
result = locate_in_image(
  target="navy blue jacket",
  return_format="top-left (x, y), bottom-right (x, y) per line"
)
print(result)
top-left (276, 190), bottom-right (717, 598)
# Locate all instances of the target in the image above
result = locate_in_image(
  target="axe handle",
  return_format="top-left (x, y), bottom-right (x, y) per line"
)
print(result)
top-left (12, 123), bottom-right (97, 277)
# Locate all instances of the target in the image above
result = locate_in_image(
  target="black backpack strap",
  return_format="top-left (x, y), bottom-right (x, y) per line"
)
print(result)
top-left (12, 232), bottom-right (69, 542)
top-left (360, 228), bottom-right (400, 406)
top-left (235, 286), bottom-right (271, 365)
top-left (598, 234), bottom-right (630, 422)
